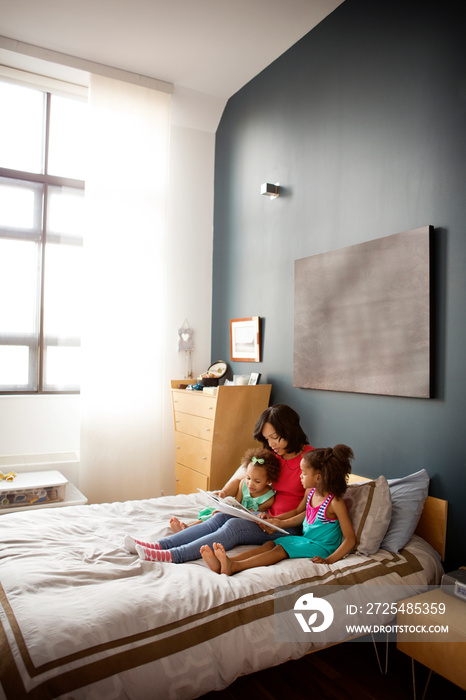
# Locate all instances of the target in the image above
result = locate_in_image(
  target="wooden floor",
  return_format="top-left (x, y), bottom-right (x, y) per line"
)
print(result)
top-left (201, 636), bottom-right (466, 700)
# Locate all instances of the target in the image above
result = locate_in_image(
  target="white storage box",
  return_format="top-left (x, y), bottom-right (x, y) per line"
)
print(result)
top-left (0, 471), bottom-right (68, 510)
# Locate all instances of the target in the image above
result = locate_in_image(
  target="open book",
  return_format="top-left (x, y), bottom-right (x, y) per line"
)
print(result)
top-left (197, 489), bottom-right (289, 534)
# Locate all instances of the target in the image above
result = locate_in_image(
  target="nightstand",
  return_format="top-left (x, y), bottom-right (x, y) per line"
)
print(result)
top-left (397, 587), bottom-right (466, 697)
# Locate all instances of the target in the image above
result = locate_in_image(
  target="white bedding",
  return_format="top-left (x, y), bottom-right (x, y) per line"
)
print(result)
top-left (0, 492), bottom-right (443, 700)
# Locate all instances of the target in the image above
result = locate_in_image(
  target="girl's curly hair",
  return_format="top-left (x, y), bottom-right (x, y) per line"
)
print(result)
top-left (242, 447), bottom-right (281, 483)
top-left (302, 444), bottom-right (353, 498)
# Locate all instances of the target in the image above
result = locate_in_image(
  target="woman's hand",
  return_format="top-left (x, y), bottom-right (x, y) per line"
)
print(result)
top-left (311, 556), bottom-right (328, 564)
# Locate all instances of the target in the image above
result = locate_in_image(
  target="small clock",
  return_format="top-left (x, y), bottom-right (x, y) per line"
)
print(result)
top-left (207, 360), bottom-right (228, 378)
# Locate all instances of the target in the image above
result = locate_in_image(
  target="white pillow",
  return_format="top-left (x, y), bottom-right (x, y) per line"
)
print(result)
top-left (380, 469), bottom-right (429, 553)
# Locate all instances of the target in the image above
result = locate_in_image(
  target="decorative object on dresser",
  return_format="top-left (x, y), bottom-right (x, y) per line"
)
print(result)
top-left (248, 372), bottom-right (261, 385)
top-left (178, 319), bottom-right (194, 379)
top-left (170, 379), bottom-right (271, 493)
top-left (198, 360), bottom-right (228, 386)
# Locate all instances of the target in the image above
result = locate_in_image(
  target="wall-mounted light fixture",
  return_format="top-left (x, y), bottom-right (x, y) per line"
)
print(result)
top-left (261, 182), bottom-right (280, 199)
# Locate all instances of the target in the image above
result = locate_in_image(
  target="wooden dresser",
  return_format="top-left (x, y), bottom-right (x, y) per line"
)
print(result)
top-left (170, 380), bottom-right (272, 494)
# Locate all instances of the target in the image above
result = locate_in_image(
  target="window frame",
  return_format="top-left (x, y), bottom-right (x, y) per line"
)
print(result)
top-left (0, 89), bottom-right (85, 395)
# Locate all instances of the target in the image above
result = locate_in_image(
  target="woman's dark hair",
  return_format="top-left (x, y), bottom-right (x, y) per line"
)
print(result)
top-left (242, 447), bottom-right (281, 483)
top-left (253, 405), bottom-right (308, 455)
top-left (302, 444), bottom-right (353, 498)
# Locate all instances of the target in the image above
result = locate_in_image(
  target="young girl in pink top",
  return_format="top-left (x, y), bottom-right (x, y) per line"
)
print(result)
top-left (166, 446), bottom-right (280, 532)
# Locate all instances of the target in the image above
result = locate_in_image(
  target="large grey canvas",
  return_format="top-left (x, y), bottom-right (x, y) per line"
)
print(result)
top-left (293, 227), bottom-right (431, 398)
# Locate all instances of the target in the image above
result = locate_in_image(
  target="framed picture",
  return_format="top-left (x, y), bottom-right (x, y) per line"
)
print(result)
top-left (248, 372), bottom-right (261, 385)
top-left (230, 317), bottom-right (261, 362)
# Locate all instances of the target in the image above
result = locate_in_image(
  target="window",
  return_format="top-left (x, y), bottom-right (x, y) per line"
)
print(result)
top-left (0, 79), bottom-right (87, 393)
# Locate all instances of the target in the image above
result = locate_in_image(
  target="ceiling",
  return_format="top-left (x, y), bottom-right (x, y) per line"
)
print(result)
top-left (0, 0), bottom-right (344, 129)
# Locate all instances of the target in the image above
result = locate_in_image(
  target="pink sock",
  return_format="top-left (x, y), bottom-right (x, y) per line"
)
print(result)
top-left (124, 535), bottom-right (162, 554)
top-left (136, 544), bottom-right (173, 562)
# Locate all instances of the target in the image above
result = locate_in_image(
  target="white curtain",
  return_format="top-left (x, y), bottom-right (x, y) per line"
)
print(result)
top-left (80, 74), bottom-right (171, 503)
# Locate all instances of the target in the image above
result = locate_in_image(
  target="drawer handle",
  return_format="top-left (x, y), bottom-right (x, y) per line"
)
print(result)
top-left (205, 428), bottom-right (210, 432)
top-left (202, 456), bottom-right (207, 460)
top-left (208, 406), bottom-right (213, 410)
top-left (176, 446), bottom-right (180, 449)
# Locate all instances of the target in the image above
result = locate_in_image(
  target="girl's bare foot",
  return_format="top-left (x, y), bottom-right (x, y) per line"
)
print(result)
top-left (213, 542), bottom-right (235, 575)
top-left (169, 517), bottom-right (187, 533)
top-left (200, 545), bottom-right (221, 573)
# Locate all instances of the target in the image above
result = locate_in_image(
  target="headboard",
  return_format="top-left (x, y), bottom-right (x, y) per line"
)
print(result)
top-left (415, 496), bottom-right (447, 560)
top-left (348, 474), bottom-right (448, 560)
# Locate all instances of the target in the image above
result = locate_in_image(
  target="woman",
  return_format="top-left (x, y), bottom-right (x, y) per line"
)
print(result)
top-left (125, 405), bottom-right (313, 563)
top-left (221, 404), bottom-right (312, 515)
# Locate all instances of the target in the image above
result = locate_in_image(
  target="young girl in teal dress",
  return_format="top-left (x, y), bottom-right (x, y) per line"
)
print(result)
top-left (167, 446), bottom-right (280, 532)
top-left (201, 444), bottom-right (356, 575)
top-left (124, 447), bottom-right (281, 557)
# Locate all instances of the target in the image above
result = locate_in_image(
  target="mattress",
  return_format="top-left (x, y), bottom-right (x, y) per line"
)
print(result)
top-left (0, 491), bottom-right (443, 699)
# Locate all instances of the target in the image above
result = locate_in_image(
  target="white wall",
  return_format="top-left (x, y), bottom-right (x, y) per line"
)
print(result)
top-left (159, 120), bottom-right (216, 496)
top-left (0, 107), bottom-right (217, 498)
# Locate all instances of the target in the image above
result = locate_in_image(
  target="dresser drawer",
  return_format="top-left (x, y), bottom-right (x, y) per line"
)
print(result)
top-left (175, 464), bottom-right (209, 495)
top-left (172, 390), bottom-right (216, 419)
top-left (171, 381), bottom-right (272, 495)
top-left (174, 431), bottom-right (211, 476)
top-left (174, 411), bottom-right (213, 441)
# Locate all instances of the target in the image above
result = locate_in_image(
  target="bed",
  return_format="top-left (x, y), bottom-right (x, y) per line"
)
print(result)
top-left (0, 472), bottom-right (446, 700)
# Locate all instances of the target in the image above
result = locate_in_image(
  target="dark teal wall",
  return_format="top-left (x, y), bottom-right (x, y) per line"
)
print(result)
top-left (212, 0), bottom-right (466, 568)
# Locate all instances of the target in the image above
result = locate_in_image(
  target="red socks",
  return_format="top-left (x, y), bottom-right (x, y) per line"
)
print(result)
top-left (124, 535), bottom-right (161, 554)
top-left (135, 544), bottom-right (173, 562)
top-left (124, 534), bottom-right (173, 562)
